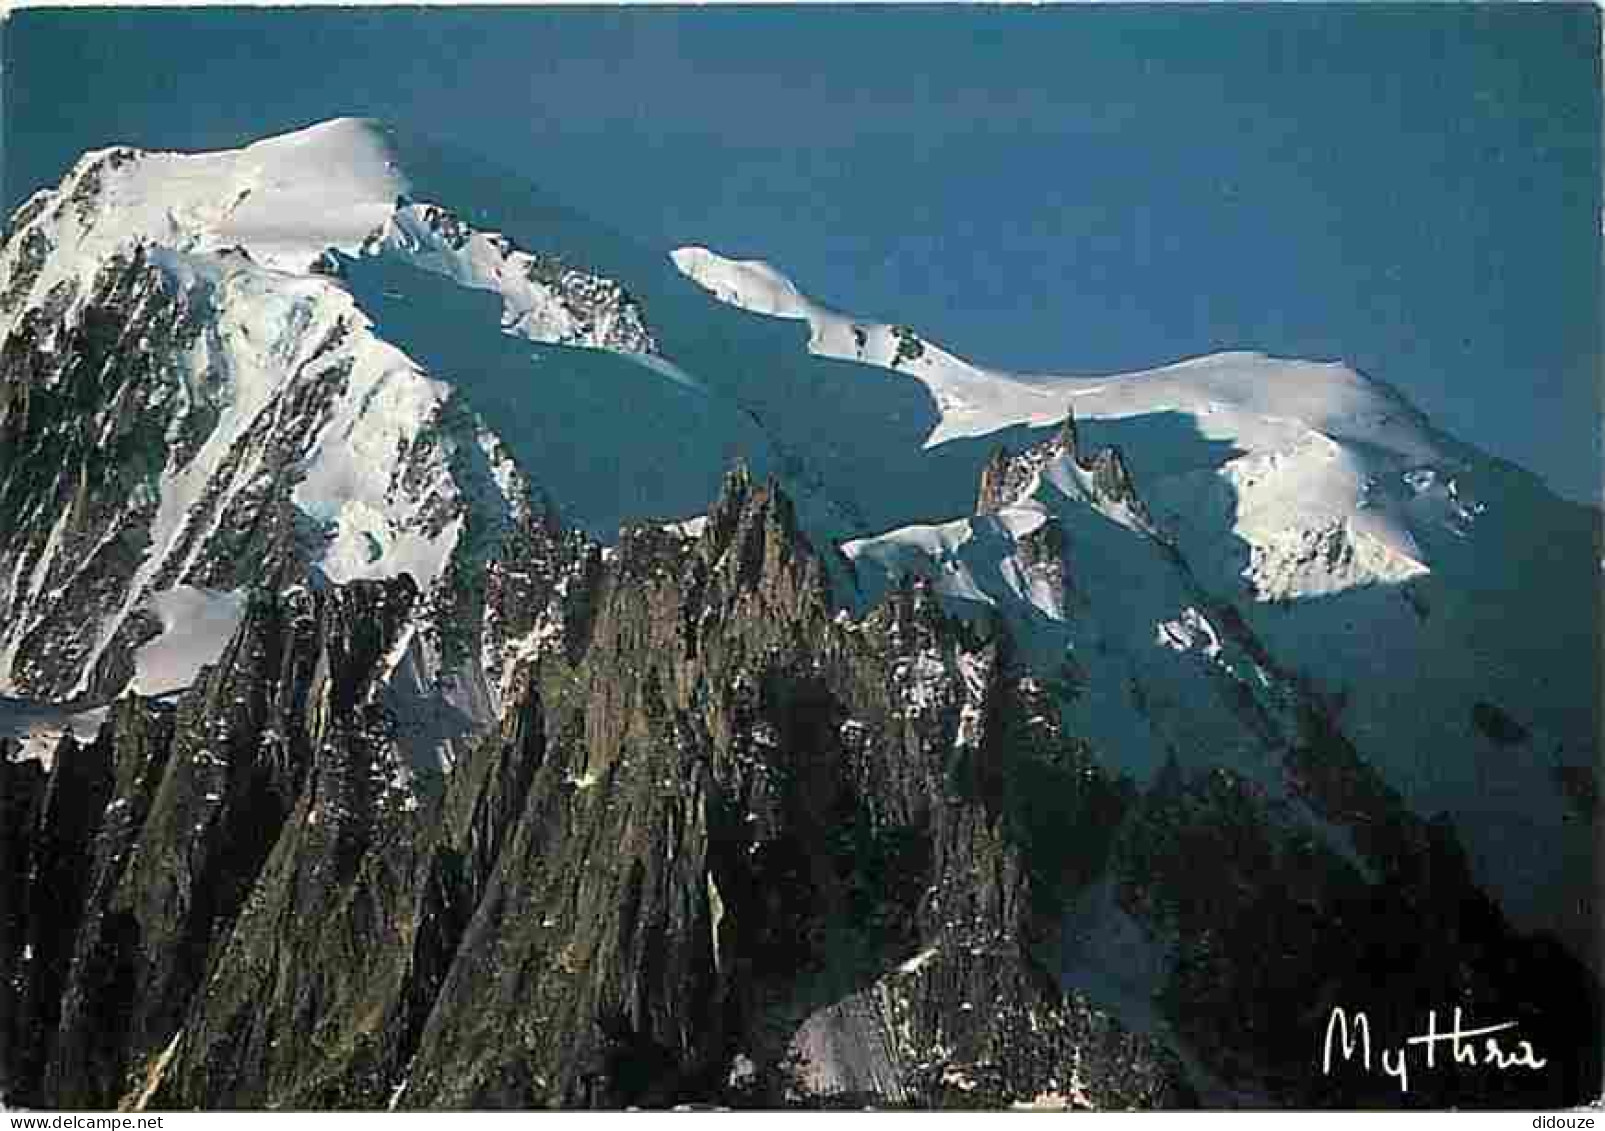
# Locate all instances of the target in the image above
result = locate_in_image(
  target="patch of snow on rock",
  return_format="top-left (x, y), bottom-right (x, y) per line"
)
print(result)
top-left (130, 586), bottom-right (247, 696)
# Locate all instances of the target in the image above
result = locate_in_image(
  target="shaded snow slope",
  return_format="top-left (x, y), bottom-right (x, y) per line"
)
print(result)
top-left (129, 586), bottom-right (247, 696)
top-left (679, 245), bottom-right (1600, 957)
top-left (0, 118), bottom-right (404, 309)
top-left (0, 120), bottom-right (861, 759)
top-left (0, 122), bottom-right (671, 767)
top-left (0, 118), bottom-right (664, 358)
top-left (0, 123), bottom-right (1594, 963)
top-left (674, 246), bottom-right (1454, 602)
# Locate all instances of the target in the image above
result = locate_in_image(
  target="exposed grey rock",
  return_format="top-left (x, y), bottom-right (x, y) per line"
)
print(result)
top-left (976, 409), bottom-right (1079, 514)
top-left (394, 473), bottom-right (1186, 1109)
top-left (888, 325), bottom-right (925, 369)
top-left (3, 461), bottom-right (1599, 1110)
top-left (1, 131), bottom-right (1598, 1113)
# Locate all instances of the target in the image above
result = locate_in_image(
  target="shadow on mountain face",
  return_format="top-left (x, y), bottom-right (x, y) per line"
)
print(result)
top-left (340, 252), bottom-right (779, 540)
top-left (918, 409), bottom-right (1604, 1106)
top-left (342, 139), bottom-right (1602, 1103)
top-left (1186, 442), bottom-right (1602, 963)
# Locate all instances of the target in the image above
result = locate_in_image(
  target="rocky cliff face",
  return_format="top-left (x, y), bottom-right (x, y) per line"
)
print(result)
top-left (1, 123), bottom-right (1599, 1111)
top-left (0, 471), bottom-right (1193, 1109)
top-left (4, 467), bottom-right (1597, 1110)
top-left (0, 123), bottom-right (652, 726)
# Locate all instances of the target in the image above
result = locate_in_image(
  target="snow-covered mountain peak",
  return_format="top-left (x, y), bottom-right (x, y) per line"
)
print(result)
top-left (0, 121), bottom-right (682, 763)
top-left (1, 117), bottom-right (661, 361)
top-left (7, 118), bottom-right (405, 286)
top-left (672, 246), bottom-right (1438, 455)
top-left (0, 133), bottom-right (1593, 974)
top-left (670, 244), bottom-right (1466, 600)
top-left (670, 243), bottom-right (1603, 954)
top-left (670, 245), bottom-right (824, 321)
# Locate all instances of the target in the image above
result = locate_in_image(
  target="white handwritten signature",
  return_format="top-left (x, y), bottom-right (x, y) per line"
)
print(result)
top-left (1321, 1006), bottom-right (1547, 1095)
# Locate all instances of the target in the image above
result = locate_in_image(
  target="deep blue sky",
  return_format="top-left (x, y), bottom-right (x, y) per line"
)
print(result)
top-left (4, 5), bottom-right (1600, 502)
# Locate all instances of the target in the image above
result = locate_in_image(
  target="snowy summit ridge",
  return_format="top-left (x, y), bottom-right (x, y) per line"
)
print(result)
top-left (0, 117), bottom-right (1599, 1112)
top-left (0, 119), bottom-right (1596, 971)
top-left (668, 245), bottom-right (1599, 957)
top-left (0, 118), bottom-right (668, 764)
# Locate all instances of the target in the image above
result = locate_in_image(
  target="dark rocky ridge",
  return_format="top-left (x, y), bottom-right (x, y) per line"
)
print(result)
top-left (0, 169), bottom-right (649, 715)
top-left (976, 409), bottom-right (1150, 527)
top-left (1, 128), bottom-right (1597, 1111)
top-left (0, 471), bottom-right (1191, 1109)
top-left (2, 464), bottom-right (1597, 1110)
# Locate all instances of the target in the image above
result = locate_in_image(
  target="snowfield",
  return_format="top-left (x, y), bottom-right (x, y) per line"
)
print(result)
top-left (0, 120), bottom-right (1594, 968)
top-left (674, 246), bottom-right (1452, 605)
top-left (675, 244), bottom-right (1599, 954)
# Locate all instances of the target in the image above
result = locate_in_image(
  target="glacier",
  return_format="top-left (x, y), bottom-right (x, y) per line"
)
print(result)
top-left (0, 117), bottom-right (1596, 1055)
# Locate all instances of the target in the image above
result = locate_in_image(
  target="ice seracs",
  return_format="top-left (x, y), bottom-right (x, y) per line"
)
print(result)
top-left (675, 244), bottom-right (1596, 958)
top-left (0, 123), bottom-right (1592, 970)
top-left (0, 118), bottom-right (679, 721)
top-left (672, 245), bottom-right (1462, 604)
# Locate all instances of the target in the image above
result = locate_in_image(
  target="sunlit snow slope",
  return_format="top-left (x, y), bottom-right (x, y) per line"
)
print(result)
top-left (0, 121), bottom-right (1592, 964)
top-left (674, 245), bottom-right (1600, 956)
top-left (0, 120), bottom-right (786, 767)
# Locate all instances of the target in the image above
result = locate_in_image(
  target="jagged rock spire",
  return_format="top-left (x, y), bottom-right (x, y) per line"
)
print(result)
top-left (1089, 446), bottom-right (1137, 506)
top-left (975, 407), bottom-right (1081, 514)
top-left (975, 446), bottom-right (1016, 513)
top-left (703, 457), bottom-right (755, 550)
top-left (1058, 405), bottom-right (1081, 465)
